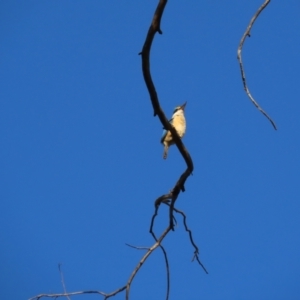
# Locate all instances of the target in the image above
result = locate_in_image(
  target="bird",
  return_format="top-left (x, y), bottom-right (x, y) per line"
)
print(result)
top-left (161, 102), bottom-right (187, 159)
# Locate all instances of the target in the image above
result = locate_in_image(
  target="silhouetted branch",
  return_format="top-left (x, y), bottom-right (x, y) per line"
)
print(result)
top-left (126, 236), bottom-right (170, 300)
top-left (150, 201), bottom-right (208, 274)
top-left (155, 238), bottom-right (170, 300)
top-left (126, 226), bottom-right (171, 300)
top-left (237, 0), bottom-right (277, 130)
top-left (149, 205), bottom-right (172, 300)
top-left (142, 0), bottom-right (207, 289)
top-left (173, 207), bottom-right (208, 274)
top-left (30, 1), bottom-right (206, 299)
top-left (140, 0), bottom-right (193, 231)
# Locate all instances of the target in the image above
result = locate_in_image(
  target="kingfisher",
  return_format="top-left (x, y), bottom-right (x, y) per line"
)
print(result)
top-left (161, 102), bottom-right (187, 159)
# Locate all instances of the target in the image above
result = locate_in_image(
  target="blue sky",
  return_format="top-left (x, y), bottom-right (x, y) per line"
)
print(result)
top-left (1, 1), bottom-right (300, 299)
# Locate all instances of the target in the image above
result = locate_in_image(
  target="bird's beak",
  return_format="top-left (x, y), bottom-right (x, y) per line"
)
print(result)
top-left (180, 101), bottom-right (187, 110)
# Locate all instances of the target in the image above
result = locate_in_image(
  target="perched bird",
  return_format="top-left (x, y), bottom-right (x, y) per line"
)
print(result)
top-left (161, 102), bottom-right (187, 159)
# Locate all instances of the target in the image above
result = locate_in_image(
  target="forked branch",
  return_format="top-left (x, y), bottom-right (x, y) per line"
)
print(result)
top-left (141, 0), bottom-right (207, 280)
top-left (30, 1), bottom-right (206, 300)
top-left (29, 227), bottom-right (171, 300)
top-left (140, 0), bottom-right (193, 230)
top-left (237, 0), bottom-right (277, 130)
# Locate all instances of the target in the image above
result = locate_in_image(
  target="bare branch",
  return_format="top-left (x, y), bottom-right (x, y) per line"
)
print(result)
top-left (126, 235), bottom-right (170, 300)
top-left (126, 226), bottom-right (171, 300)
top-left (142, 1), bottom-right (207, 296)
top-left (149, 210), bottom-right (171, 300)
top-left (29, 290), bottom-right (109, 300)
top-left (173, 207), bottom-right (208, 274)
top-left (237, 0), bottom-right (277, 130)
top-left (30, 1), bottom-right (206, 299)
top-left (29, 227), bottom-right (171, 300)
top-left (140, 0), bottom-right (193, 230)
top-left (125, 243), bottom-right (150, 250)
top-left (156, 240), bottom-right (170, 300)
top-left (58, 264), bottom-right (71, 300)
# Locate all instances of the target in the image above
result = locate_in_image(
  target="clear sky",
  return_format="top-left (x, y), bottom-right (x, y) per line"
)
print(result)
top-left (1, 1), bottom-right (300, 299)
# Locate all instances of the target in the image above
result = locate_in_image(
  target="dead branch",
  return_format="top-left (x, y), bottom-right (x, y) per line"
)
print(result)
top-left (237, 0), bottom-right (277, 130)
top-left (149, 205), bottom-right (171, 300)
top-left (29, 227), bottom-right (171, 300)
top-left (30, 1), bottom-right (206, 299)
top-left (150, 201), bottom-right (208, 274)
top-left (125, 243), bottom-right (151, 250)
top-left (173, 207), bottom-right (208, 274)
top-left (29, 290), bottom-right (119, 300)
top-left (126, 226), bottom-right (171, 300)
top-left (142, 0), bottom-right (207, 288)
top-left (58, 264), bottom-right (71, 300)
top-left (140, 0), bottom-right (193, 230)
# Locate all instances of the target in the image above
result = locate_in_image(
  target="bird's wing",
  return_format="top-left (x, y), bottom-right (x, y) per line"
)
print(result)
top-left (160, 118), bottom-right (173, 143)
top-left (161, 129), bottom-right (167, 143)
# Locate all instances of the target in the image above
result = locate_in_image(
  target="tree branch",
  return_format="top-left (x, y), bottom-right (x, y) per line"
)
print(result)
top-left (140, 0), bottom-right (193, 231)
top-left (126, 226), bottom-right (171, 300)
top-left (173, 207), bottom-right (208, 274)
top-left (237, 0), bottom-right (277, 130)
top-left (30, 1), bottom-right (206, 299)
top-left (29, 227), bottom-right (171, 300)
top-left (58, 264), bottom-right (71, 300)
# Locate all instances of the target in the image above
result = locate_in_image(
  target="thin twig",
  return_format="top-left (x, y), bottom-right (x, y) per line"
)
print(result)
top-left (126, 229), bottom-right (170, 300)
top-left (29, 290), bottom-right (109, 300)
top-left (29, 226), bottom-right (171, 300)
top-left (126, 226), bottom-right (171, 300)
top-left (58, 264), bottom-right (71, 300)
top-left (125, 243), bottom-right (150, 250)
top-left (237, 0), bottom-right (277, 130)
top-left (157, 241), bottom-right (170, 300)
top-left (150, 219), bottom-right (171, 300)
top-left (29, 287), bottom-right (127, 300)
top-left (173, 207), bottom-right (208, 274)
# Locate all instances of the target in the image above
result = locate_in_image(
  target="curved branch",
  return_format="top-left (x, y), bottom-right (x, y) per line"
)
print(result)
top-left (29, 227), bottom-right (171, 300)
top-left (139, 0), bottom-right (193, 173)
top-left (173, 207), bottom-right (208, 274)
top-left (125, 239), bottom-right (170, 300)
top-left (126, 226), bottom-right (171, 300)
top-left (29, 289), bottom-right (120, 300)
top-left (30, 2), bottom-right (205, 300)
top-left (140, 0), bottom-right (193, 230)
top-left (149, 201), bottom-right (171, 300)
top-left (237, 0), bottom-right (277, 130)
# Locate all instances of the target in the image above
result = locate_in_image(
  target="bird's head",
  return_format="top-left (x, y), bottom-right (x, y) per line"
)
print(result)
top-left (173, 101), bottom-right (187, 113)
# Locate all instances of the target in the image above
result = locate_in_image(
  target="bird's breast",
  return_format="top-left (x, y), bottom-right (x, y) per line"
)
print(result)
top-left (173, 116), bottom-right (186, 137)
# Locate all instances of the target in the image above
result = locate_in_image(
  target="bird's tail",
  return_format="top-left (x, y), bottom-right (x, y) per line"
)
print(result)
top-left (163, 146), bottom-right (168, 159)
